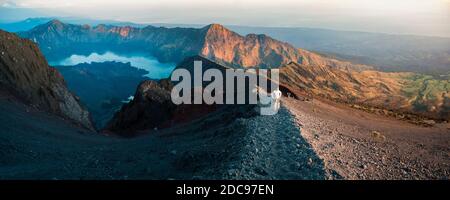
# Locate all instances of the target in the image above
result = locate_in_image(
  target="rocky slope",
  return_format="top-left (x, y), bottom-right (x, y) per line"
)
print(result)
top-left (0, 30), bottom-right (93, 130)
top-left (280, 62), bottom-right (450, 120)
top-left (20, 20), bottom-right (370, 70)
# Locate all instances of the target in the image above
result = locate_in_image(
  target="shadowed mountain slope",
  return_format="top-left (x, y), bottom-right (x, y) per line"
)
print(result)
top-left (0, 30), bottom-right (93, 129)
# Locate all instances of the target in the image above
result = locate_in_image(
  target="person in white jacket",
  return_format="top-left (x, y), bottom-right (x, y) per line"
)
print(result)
top-left (254, 87), bottom-right (282, 115)
top-left (271, 89), bottom-right (282, 112)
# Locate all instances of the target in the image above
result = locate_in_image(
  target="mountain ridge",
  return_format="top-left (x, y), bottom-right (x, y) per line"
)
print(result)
top-left (20, 20), bottom-right (371, 71)
top-left (280, 62), bottom-right (449, 120)
top-left (5, 17), bottom-right (448, 74)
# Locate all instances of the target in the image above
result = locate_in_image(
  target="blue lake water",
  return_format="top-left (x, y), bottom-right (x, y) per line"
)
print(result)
top-left (50, 52), bottom-right (176, 79)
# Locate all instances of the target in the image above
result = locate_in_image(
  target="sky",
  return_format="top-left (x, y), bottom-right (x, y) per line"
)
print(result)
top-left (1, 0), bottom-right (449, 37)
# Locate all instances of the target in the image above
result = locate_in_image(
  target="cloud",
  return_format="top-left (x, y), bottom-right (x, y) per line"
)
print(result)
top-left (1, 0), bottom-right (18, 8)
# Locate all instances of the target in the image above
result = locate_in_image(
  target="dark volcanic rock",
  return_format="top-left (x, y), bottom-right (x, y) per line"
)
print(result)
top-left (0, 30), bottom-right (94, 130)
top-left (105, 80), bottom-right (176, 134)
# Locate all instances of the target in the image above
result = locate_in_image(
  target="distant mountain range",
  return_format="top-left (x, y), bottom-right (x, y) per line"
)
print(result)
top-left (0, 17), bottom-right (145, 32)
top-left (0, 17), bottom-right (51, 32)
top-left (20, 19), bottom-right (371, 72)
top-left (3, 17), bottom-right (449, 74)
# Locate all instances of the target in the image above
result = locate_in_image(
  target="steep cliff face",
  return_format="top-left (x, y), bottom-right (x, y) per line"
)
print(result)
top-left (201, 24), bottom-right (300, 68)
top-left (0, 30), bottom-right (94, 130)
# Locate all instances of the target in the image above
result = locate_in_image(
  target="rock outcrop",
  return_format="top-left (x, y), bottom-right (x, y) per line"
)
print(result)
top-left (105, 80), bottom-right (176, 134)
top-left (0, 30), bottom-right (94, 130)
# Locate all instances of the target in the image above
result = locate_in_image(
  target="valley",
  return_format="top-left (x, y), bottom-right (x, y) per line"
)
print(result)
top-left (49, 51), bottom-right (176, 128)
top-left (56, 62), bottom-right (149, 129)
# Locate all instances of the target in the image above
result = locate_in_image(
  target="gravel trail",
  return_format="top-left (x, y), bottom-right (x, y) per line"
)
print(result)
top-left (222, 107), bottom-right (327, 179)
top-left (284, 98), bottom-right (450, 180)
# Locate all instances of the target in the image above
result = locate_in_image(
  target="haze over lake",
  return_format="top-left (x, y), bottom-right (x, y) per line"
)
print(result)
top-left (50, 52), bottom-right (176, 79)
